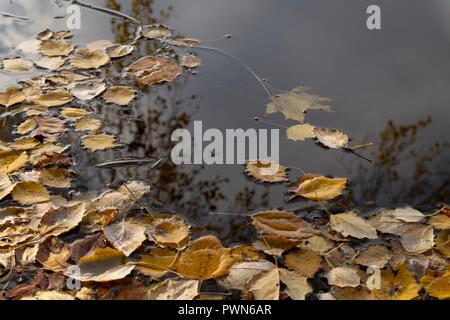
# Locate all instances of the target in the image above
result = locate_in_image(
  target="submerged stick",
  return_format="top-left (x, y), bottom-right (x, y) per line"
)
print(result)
top-left (72, 0), bottom-right (141, 25)
top-left (95, 158), bottom-right (164, 169)
top-left (0, 12), bottom-right (29, 21)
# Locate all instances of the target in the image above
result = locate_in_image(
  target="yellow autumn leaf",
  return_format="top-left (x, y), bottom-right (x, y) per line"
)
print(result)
top-left (2, 58), bottom-right (33, 73)
top-left (103, 87), bottom-right (136, 106)
top-left (0, 150), bottom-right (28, 173)
top-left (82, 134), bottom-right (116, 151)
top-left (69, 48), bottom-right (111, 69)
top-left (0, 87), bottom-right (25, 107)
top-left (294, 175), bottom-right (347, 201)
top-left (39, 39), bottom-right (74, 57)
top-left (75, 117), bottom-right (101, 132)
top-left (245, 160), bottom-right (288, 183)
top-left (12, 181), bottom-right (50, 205)
top-left (286, 123), bottom-right (316, 141)
top-left (60, 107), bottom-right (88, 118)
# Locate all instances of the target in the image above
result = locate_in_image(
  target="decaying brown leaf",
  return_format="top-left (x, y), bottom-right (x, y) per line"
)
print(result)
top-left (30, 90), bottom-right (73, 107)
top-left (105, 44), bottom-right (134, 59)
top-left (2, 58), bottom-right (33, 72)
top-left (147, 279), bottom-right (199, 300)
top-left (69, 49), bottom-right (111, 69)
top-left (326, 267), bottom-right (361, 288)
top-left (125, 56), bottom-right (182, 86)
top-left (12, 181), bottom-right (50, 205)
top-left (179, 53), bottom-right (202, 69)
top-left (0, 87), bottom-right (25, 107)
top-left (245, 160), bottom-right (288, 183)
top-left (147, 216), bottom-right (190, 249)
top-left (103, 220), bottom-right (146, 256)
top-left (284, 248), bottom-right (323, 278)
top-left (39, 39), bottom-right (74, 57)
top-left (313, 128), bottom-right (349, 149)
top-left (330, 211), bottom-right (378, 239)
top-left (103, 87), bottom-right (136, 106)
top-left (35, 57), bottom-right (65, 70)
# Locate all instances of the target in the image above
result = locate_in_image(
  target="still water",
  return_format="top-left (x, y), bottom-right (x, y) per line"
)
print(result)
top-left (0, 0), bottom-right (449, 241)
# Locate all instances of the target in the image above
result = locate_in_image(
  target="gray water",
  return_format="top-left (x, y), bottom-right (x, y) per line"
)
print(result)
top-left (1, 0), bottom-right (449, 241)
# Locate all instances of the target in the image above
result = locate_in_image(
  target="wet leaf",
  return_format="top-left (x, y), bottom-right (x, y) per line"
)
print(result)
top-left (9, 137), bottom-right (40, 150)
top-left (39, 39), bottom-right (74, 56)
top-left (16, 39), bottom-right (41, 53)
top-left (103, 220), bottom-right (146, 256)
top-left (326, 267), bottom-right (361, 288)
top-left (245, 160), bottom-right (288, 183)
top-left (39, 167), bottom-right (71, 188)
top-left (175, 235), bottom-right (234, 280)
top-left (167, 38), bottom-right (200, 47)
top-left (279, 268), bottom-right (313, 300)
top-left (105, 44), bottom-right (134, 59)
top-left (147, 279), bottom-right (199, 300)
top-left (0, 87), bottom-right (25, 107)
top-left (436, 230), bottom-right (450, 258)
top-left (142, 25), bottom-right (172, 39)
top-left (12, 181), bottom-right (50, 205)
top-left (400, 225), bottom-right (434, 253)
top-left (30, 90), bottom-right (73, 107)
top-left (69, 49), bottom-right (111, 69)
top-left (137, 247), bottom-right (177, 278)
top-left (86, 40), bottom-right (114, 51)
top-left (32, 115), bottom-right (66, 140)
top-left (252, 210), bottom-right (317, 239)
top-left (82, 134), bottom-right (117, 151)
top-left (147, 216), bottom-right (190, 249)
top-left (68, 247), bottom-right (135, 282)
top-left (354, 245), bottom-right (391, 268)
top-left (294, 175), bottom-right (347, 201)
top-left (313, 128), bottom-right (349, 149)
top-left (220, 260), bottom-right (275, 290)
top-left (35, 56), bottom-right (65, 70)
top-left (0, 173), bottom-right (15, 201)
top-left (125, 56), bottom-right (182, 86)
top-left (284, 248), bottom-right (323, 278)
top-left (68, 80), bottom-right (106, 101)
top-left (75, 117), bottom-right (101, 132)
top-left (103, 87), bottom-right (136, 106)
top-left (0, 150), bottom-right (28, 173)
top-left (286, 123), bottom-right (316, 141)
top-left (368, 209), bottom-right (415, 236)
top-left (60, 107), bottom-right (88, 118)
top-left (330, 211), bottom-right (378, 239)
top-left (266, 86), bottom-right (332, 123)
top-left (2, 58), bottom-right (33, 72)
top-left (180, 53), bottom-right (202, 69)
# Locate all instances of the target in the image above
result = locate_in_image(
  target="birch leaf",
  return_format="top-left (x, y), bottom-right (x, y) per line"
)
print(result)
top-left (391, 207), bottom-right (426, 223)
top-left (103, 220), bottom-right (146, 256)
top-left (285, 248), bottom-right (323, 278)
top-left (147, 279), bottom-right (199, 300)
top-left (220, 260), bottom-right (275, 290)
top-left (286, 124), bottom-right (316, 141)
top-left (0, 150), bottom-right (28, 173)
top-left (68, 80), bottom-right (106, 101)
top-left (125, 56), bottom-right (182, 86)
top-left (12, 181), bottom-right (50, 205)
top-left (82, 134), bottom-right (116, 151)
top-left (330, 211), bottom-right (378, 239)
top-left (40, 39), bottom-right (74, 56)
top-left (247, 268), bottom-right (280, 300)
top-left (35, 57), bottom-right (65, 70)
top-left (0, 87), bottom-right (25, 107)
top-left (314, 128), bottom-right (349, 149)
top-left (0, 173), bottom-right (15, 200)
top-left (326, 267), bottom-right (361, 288)
top-left (75, 117), bottom-right (101, 132)
top-left (180, 53), bottom-right (202, 69)
top-left (105, 44), bottom-right (134, 58)
top-left (279, 268), bottom-right (313, 300)
top-left (60, 107), bottom-right (88, 118)
top-left (245, 160), bottom-right (288, 183)
top-left (354, 245), bottom-right (391, 268)
top-left (69, 49), bottom-right (111, 69)
top-left (147, 216), bottom-right (190, 249)
top-left (103, 87), bottom-right (136, 106)
top-left (39, 167), bottom-right (71, 188)
top-left (2, 58), bottom-right (33, 72)
top-left (30, 90), bottom-right (72, 107)
top-left (400, 225), bottom-right (434, 253)
top-left (294, 176), bottom-right (347, 201)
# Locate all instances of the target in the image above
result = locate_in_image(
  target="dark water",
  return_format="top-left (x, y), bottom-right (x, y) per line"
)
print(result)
top-left (0, 0), bottom-right (449, 241)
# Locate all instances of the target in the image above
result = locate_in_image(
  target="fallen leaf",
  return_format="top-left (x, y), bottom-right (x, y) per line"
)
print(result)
top-left (175, 235), bottom-right (233, 280)
top-left (136, 247), bottom-right (177, 278)
top-left (0, 150), bottom-right (28, 173)
top-left (105, 44), bottom-right (134, 58)
top-left (68, 80), bottom-right (106, 101)
top-left (326, 267), bottom-right (361, 288)
top-left (313, 127), bottom-right (349, 149)
top-left (125, 56), bottom-right (182, 86)
top-left (35, 56), bottom-right (65, 70)
top-left (39, 202), bottom-right (86, 238)
top-left (253, 235), bottom-right (300, 256)
top-left (32, 115), bottom-right (66, 140)
top-left (167, 38), bottom-right (200, 47)
top-left (103, 87), bottom-right (136, 106)
top-left (23, 290), bottom-right (74, 300)
top-left (391, 207), bottom-right (426, 223)
top-left (36, 238), bottom-right (70, 272)
top-left (394, 264), bottom-right (421, 300)
top-left (0, 173), bottom-right (15, 200)
top-left (147, 279), bottom-right (199, 300)
top-left (279, 268), bottom-right (313, 300)
top-left (429, 214), bottom-right (450, 230)
top-left (69, 49), bottom-right (111, 69)
top-left (103, 220), bottom-right (146, 256)
top-left (2, 58), bottom-right (33, 72)
top-left (9, 137), bottom-right (40, 150)
top-left (251, 210), bottom-right (317, 239)
top-left (60, 107), bottom-right (88, 118)
top-left (142, 25), bottom-right (172, 39)
top-left (435, 230), bottom-right (450, 258)
top-left (400, 225), bottom-right (434, 253)
top-left (284, 248), bottom-right (323, 278)
top-left (245, 160), bottom-right (288, 183)
top-left (75, 117), bottom-right (101, 132)
top-left (147, 216), bottom-right (190, 249)
top-left (330, 211), bottom-right (378, 239)
top-left (16, 118), bottom-right (37, 134)
top-left (0, 87), bottom-right (25, 107)
top-left (12, 181), bottom-right (50, 205)
top-left (286, 123), bottom-right (316, 141)
top-left (246, 268), bottom-right (280, 300)
top-left (368, 209), bottom-right (415, 235)
top-left (354, 245), bottom-right (391, 268)
top-left (39, 167), bottom-right (71, 188)
top-left (180, 53), bottom-right (202, 68)
top-left (220, 260), bottom-right (275, 290)
top-left (30, 90), bottom-right (73, 107)
top-left (39, 39), bottom-right (74, 56)
top-left (421, 271), bottom-right (450, 300)
top-left (86, 40), bottom-right (114, 51)
top-left (16, 39), bottom-right (41, 53)
top-left (266, 86), bottom-right (332, 123)
top-left (82, 134), bottom-right (116, 151)
top-left (294, 175), bottom-right (347, 201)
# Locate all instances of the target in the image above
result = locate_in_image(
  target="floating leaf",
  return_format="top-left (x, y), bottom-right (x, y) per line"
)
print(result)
top-left (284, 248), bottom-right (323, 278)
top-left (279, 268), bottom-right (313, 300)
top-left (75, 117), bottom-right (101, 132)
top-left (266, 86), bottom-right (332, 123)
top-left (68, 80), bottom-right (106, 101)
top-left (12, 181), bottom-right (50, 205)
top-left (69, 49), bottom-right (111, 69)
top-left (167, 37), bottom-right (200, 47)
top-left (175, 235), bottom-right (233, 280)
top-left (34, 56), bottom-right (65, 70)
top-left (103, 220), bottom-right (146, 256)
top-left (142, 25), bottom-right (172, 39)
top-left (330, 211), bottom-right (378, 239)
top-left (313, 128), bottom-right (349, 149)
top-left (220, 260), bottom-right (275, 290)
top-left (39, 167), bottom-right (71, 188)
top-left (105, 44), bottom-right (134, 58)
top-left (245, 160), bottom-right (288, 183)
top-left (103, 87), bottom-right (136, 106)
top-left (2, 58), bottom-right (33, 72)
top-left (137, 247), bottom-right (177, 278)
top-left (0, 87), bottom-right (25, 107)
top-left (86, 40), bottom-right (114, 51)
top-left (68, 247), bottom-right (135, 282)
top-left (82, 134), bottom-right (116, 151)
top-left (179, 53), bottom-right (202, 69)
top-left (286, 124), bottom-right (316, 141)
top-left (326, 267), bottom-right (361, 288)
top-left (294, 175), bottom-right (347, 201)
top-left (39, 39), bottom-right (74, 57)
top-left (16, 39), bottom-right (41, 53)
top-left (60, 107), bottom-right (88, 118)
top-left (125, 56), bottom-right (182, 86)
top-left (30, 90), bottom-right (73, 107)
top-left (252, 210), bottom-right (317, 239)
top-left (354, 245), bottom-right (391, 268)
top-left (147, 279), bottom-right (199, 300)
top-left (0, 173), bottom-right (15, 200)
top-left (32, 115), bottom-right (66, 140)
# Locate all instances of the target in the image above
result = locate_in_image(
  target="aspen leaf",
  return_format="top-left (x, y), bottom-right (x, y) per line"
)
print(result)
top-left (39, 202), bottom-right (86, 238)
top-left (39, 39), bottom-right (74, 56)
top-left (0, 150), bottom-right (28, 173)
top-left (125, 56), bottom-right (182, 86)
top-left (86, 40), bottom-right (114, 51)
top-left (326, 267), bottom-right (361, 288)
top-left (75, 117), bottom-right (101, 132)
top-left (69, 49), bottom-right (111, 69)
top-left (136, 247), bottom-right (177, 278)
top-left (68, 80), bottom-right (106, 101)
top-left (147, 279), bottom-right (199, 300)
top-left (103, 220), bottom-right (147, 256)
top-left (429, 214), bottom-right (450, 230)
top-left (286, 123), bottom-right (316, 141)
top-left (245, 160), bottom-right (288, 183)
top-left (167, 37), bottom-right (200, 47)
top-left (220, 260), bottom-right (275, 290)
top-left (279, 268), bottom-right (313, 300)
top-left (39, 167), bottom-right (71, 188)
top-left (421, 272), bottom-right (450, 300)
top-left (354, 245), bottom-right (391, 268)
top-left (82, 134), bottom-right (116, 151)
top-left (393, 264), bottom-right (421, 300)
top-left (105, 44), bottom-right (134, 58)
top-left (60, 107), bottom-right (88, 118)
top-left (16, 39), bottom-right (41, 53)
top-left (103, 87), bottom-right (136, 106)
top-left (2, 58), bottom-right (33, 72)
top-left (0, 87), bottom-right (25, 107)
top-left (35, 57), bottom-right (65, 70)
top-left (0, 173), bottom-right (15, 201)
top-left (12, 181), bottom-right (50, 205)
top-left (253, 235), bottom-right (301, 256)
top-left (391, 207), bottom-right (426, 223)
top-left (30, 90), bottom-right (73, 107)
top-left (330, 211), bottom-right (378, 239)
top-left (180, 53), bottom-right (202, 69)
top-left (142, 25), bottom-right (172, 39)
top-left (294, 176), bottom-right (347, 201)
top-left (147, 216), bottom-right (190, 249)
top-left (314, 127), bottom-right (349, 149)
top-left (400, 225), bottom-right (434, 253)
top-left (246, 268), bottom-right (280, 300)
top-left (284, 248), bottom-right (323, 278)
top-left (9, 137), bottom-right (40, 150)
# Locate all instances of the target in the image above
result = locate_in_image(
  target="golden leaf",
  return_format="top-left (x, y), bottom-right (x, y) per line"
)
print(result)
top-left (75, 117), bottom-right (101, 132)
top-left (12, 181), bottom-right (50, 205)
top-left (286, 123), bottom-right (316, 141)
top-left (68, 80), bottom-right (106, 101)
top-left (147, 279), bottom-right (199, 300)
top-left (167, 37), bottom-right (200, 47)
top-left (179, 54), bottom-right (202, 69)
top-left (103, 87), bottom-right (136, 106)
top-left (0, 87), bottom-right (25, 107)
top-left (34, 56), bottom-right (65, 70)
top-left (313, 127), bottom-right (349, 149)
top-left (421, 271), bottom-right (450, 300)
top-left (266, 86), bottom-right (332, 123)
top-left (252, 210), bottom-right (317, 239)
top-left (9, 137), bottom-right (40, 150)
top-left (393, 264), bottom-right (421, 300)
top-left (0, 173), bottom-right (15, 201)
top-left (245, 160), bottom-right (288, 183)
top-left (125, 56), bottom-right (182, 86)
top-left (39, 167), bottom-right (71, 188)
top-left (429, 214), bottom-right (450, 230)
top-left (175, 235), bottom-right (234, 280)
top-left (279, 268), bottom-right (313, 300)
top-left (105, 44), bottom-right (134, 59)
top-left (326, 267), bottom-right (361, 288)
top-left (284, 248), bottom-right (323, 278)
top-left (0, 150), bottom-right (28, 173)
top-left (86, 40), bottom-right (114, 51)
top-left (82, 134), bottom-right (116, 151)
top-left (246, 268), bottom-right (280, 300)
top-left (142, 25), bottom-right (172, 39)
top-left (137, 247), bottom-right (177, 278)
top-left (2, 58), bottom-right (33, 73)
top-left (30, 90), bottom-right (73, 107)
top-left (69, 49), bottom-right (111, 69)
top-left (330, 211), bottom-right (378, 239)
top-left (253, 235), bottom-right (300, 256)
top-left (60, 107), bottom-right (88, 118)
top-left (220, 260), bottom-right (275, 291)
top-left (147, 216), bottom-right (190, 249)
top-left (400, 225), bottom-right (434, 253)
top-left (294, 175), bottom-right (347, 201)
top-left (39, 39), bottom-right (74, 56)
top-left (354, 245), bottom-right (391, 268)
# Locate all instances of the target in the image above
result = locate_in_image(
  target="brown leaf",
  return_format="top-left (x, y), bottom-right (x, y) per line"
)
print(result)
top-left (330, 211), bottom-right (378, 239)
top-left (147, 279), bottom-right (199, 300)
top-left (103, 87), bottom-right (136, 106)
top-left (284, 248), bottom-right (323, 278)
top-left (245, 160), bottom-right (288, 183)
top-left (69, 49), bottom-right (111, 69)
top-left (40, 39), bottom-right (74, 56)
top-left (103, 220), bottom-right (146, 256)
top-left (82, 134), bottom-right (116, 151)
top-left (12, 181), bottom-right (50, 205)
top-left (125, 56), bottom-right (182, 86)
top-left (0, 87), bottom-right (25, 107)
top-left (147, 216), bottom-right (190, 249)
